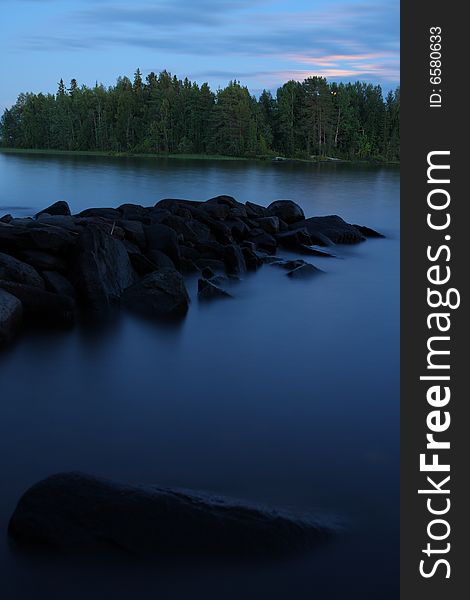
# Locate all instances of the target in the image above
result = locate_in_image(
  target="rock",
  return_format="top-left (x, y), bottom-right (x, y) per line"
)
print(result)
top-left (18, 249), bottom-right (67, 273)
top-left (117, 203), bottom-right (147, 221)
top-left (0, 214), bottom-right (12, 224)
top-left (287, 263), bottom-right (322, 279)
top-left (0, 289), bottom-right (22, 345)
top-left (36, 201), bottom-right (71, 218)
top-left (291, 216), bottom-right (365, 245)
top-left (224, 218), bottom-right (250, 240)
top-left (245, 229), bottom-right (278, 254)
top-left (195, 240), bottom-right (226, 260)
top-left (0, 252), bottom-right (45, 289)
top-left (198, 278), bottom-right (232, 301)
top-left (42, 271), bottom-right (76, 299)
top-left (269, 259), bottom-right (307, 271)
top-left (206, 195), bottom-right (239, 208)
top-left (0, 223), bottom-right (77, 254)
top-left (295, 245), bottom-right (336, 258)
top-left (146, 249), bottom-right (175, 270)
top-left (160, 214), bottom-right (211, 245)
top-left (200, 202), bottom-right (230, 220)
top-left (224, 244), bottom-right (247, 276)
top-left (201, 266), bottom-right (216, 279)
top-left (353, 224), bottom-right (385, 238)
top-left (275, 229), bottom-right (313, 249)
top-left (77, 207), bottom-right (121, 220)
top-left (267, 200), bottom-right (305, 224)
top-left (256, 216), bottom-right (280, 234)
top-left (73, 226), bottom-right (136, 313)
top-left (195, 258), bottom-right (226, 273)
top-left (36, 215), bottom-right (82, 233)
top-left (242, 245), bottom-right (262, 270)
top-left (0, 281), bottom-right (75, 326)
top-left (145, 223), bottom-right (181, 268)
top-left (156, 198), bottom-right (203, 211)
top-left (8, 472), bottom-right (330, 556)
top-left (117, 220), bottom-right (146, 249)
top-left (245, 201), bottom-right (269, 218)
top-left (122, 269), bottom-right (189, 319)
top-left (128, 253), bottom-right (159, 277)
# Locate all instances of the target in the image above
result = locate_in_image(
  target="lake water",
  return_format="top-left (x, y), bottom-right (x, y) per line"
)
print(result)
top-left (0, 152), bottom-right (400, 599)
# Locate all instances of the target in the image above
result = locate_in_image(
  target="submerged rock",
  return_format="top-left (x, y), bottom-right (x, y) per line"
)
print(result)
top-left (198, 278), bottom-right (232, 301)
top-left (287, 263), bottom-right (323, 279)
top-left (0, 289), bottom-right (22, 345)
top-left (8, 472), bottom-right (331, 557)
top-left (353, 224), bottom-right (386, 238)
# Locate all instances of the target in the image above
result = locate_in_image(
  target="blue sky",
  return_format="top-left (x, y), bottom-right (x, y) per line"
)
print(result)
top-left (0, 0), bottom-right (399, 111)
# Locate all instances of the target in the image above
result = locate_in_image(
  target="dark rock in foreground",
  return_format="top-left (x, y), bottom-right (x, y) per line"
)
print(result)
top-left (0, 289), bottom-right (22, 345)
top-left (8, 472), bottom-right (331, 557)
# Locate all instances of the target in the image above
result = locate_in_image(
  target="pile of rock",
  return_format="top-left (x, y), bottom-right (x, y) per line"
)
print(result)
top-left (0, 196), bottom-right (383, 346)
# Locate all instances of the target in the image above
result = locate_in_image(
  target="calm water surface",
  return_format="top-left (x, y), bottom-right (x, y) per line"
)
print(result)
top-left (0, 153), bottom-right (399, 599)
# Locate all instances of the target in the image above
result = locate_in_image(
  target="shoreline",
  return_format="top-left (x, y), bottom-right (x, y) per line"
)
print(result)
top-left (0, 147), bottom-right (400, 166)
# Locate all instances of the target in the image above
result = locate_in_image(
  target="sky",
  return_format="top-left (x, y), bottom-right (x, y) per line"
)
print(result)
top-left (0, 0), bottom-right (399, 111)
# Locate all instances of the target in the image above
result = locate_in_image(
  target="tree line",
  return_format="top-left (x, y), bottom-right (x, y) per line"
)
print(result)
top-left (0, 69), bottom-right (400, 161)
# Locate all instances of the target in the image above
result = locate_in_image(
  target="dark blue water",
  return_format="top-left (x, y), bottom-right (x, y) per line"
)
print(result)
top-left (0, 153), bottom-right (399, 599)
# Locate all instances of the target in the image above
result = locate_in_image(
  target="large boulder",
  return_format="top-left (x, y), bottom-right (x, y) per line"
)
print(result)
top-left (36, 201), bottom-right (71, 218)
top-left (73, 226), bottom-right (136, 313)
top-left (0, 252), bottom-right (45, 289)
top-left (0, 289), bottom-right (22, 345)
top-left (8, 472), bottom-right (331, 557)
top-left (122, 269), bottom-right (189, 319)
top-left (0, 281), bottom-right (75, 326)
top-left (267, 200), bottom-right (305, 224)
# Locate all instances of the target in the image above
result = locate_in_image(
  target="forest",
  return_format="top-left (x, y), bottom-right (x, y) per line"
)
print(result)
top-left (0, 69), bottom-right (400, 162)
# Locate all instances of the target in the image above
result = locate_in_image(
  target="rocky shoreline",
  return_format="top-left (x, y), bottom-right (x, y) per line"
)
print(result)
top-left (0, 196), bottom-right (383, 346)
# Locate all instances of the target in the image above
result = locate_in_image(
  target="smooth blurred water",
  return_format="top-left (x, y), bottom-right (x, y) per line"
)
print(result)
top-left (0, 152), bottom-right (399, 599)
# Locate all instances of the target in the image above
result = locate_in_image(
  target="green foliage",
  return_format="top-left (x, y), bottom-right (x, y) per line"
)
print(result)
top-left (0, 70), bottom-right (400, 161)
